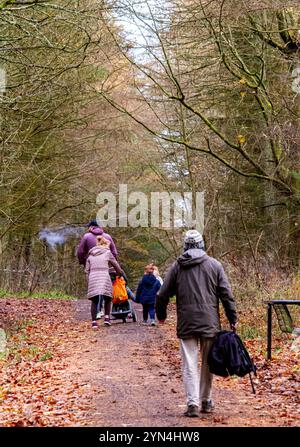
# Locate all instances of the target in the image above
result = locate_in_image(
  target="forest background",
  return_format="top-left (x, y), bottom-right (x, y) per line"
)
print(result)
top-left (0, 0), bottom-right (299, 313)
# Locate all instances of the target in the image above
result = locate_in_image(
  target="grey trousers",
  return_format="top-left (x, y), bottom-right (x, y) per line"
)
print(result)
top-left (179, 337), bottom-right (214, 407)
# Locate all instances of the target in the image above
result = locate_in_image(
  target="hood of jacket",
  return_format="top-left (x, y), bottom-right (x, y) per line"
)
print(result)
top-left (89, 227), bottom-right (103, 236)
top-left (88, 246), bottom-right (108, 256)
top-left (177, 248), bottom-right (207, 268)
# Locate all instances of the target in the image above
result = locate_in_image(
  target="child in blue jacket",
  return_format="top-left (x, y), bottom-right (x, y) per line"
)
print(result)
top-left (136, 264), bottom-right (161, 326)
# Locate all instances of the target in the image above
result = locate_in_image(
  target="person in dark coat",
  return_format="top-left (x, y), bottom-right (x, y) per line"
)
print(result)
top-left (136, 264), bottom-right (161, 326)
top-left (156, 230), bottom-right (237, 417)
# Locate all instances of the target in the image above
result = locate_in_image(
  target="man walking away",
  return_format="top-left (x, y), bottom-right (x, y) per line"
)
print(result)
top-left (156, 230), bottom-right (237, 417)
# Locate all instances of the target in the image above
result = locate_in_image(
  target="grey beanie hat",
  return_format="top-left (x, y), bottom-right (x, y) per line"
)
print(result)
top-left (184, 230), bottom-right (205, 250)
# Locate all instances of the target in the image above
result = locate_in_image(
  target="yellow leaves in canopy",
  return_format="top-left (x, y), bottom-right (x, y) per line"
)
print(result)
top-left (237, 135), bottom-right (246, 144)
top-left (239, 79), bottom-right (247, 99)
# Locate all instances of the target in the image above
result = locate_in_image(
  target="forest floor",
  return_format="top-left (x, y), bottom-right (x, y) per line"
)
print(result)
top-left (0, 297), bottom-right (299, 427)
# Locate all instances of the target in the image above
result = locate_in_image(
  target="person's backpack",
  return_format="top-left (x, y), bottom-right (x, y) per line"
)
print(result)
top-left (208, 330), bottom-right (257, 394)
top-left (112, 277), bottom-right (128, 304)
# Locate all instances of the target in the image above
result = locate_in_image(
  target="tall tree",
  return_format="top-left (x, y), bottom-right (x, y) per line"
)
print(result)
top-left (101, 0), bottom-right (300, 267)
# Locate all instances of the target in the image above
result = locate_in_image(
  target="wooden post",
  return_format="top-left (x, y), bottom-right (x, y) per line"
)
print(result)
top-left (267, 303), bottom-right (272, 360)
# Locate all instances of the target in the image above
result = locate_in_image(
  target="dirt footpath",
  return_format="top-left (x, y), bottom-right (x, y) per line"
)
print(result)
top-left (68, 300), bottom-right (299, 427)
top-left (70, 300), bottom-right (187, 426)
top-left (0, 297), bottom-right (299, 427)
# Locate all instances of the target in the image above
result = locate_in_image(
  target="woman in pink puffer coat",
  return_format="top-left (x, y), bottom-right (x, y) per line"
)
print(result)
top-left (85, 236), bottom-right (122, 329)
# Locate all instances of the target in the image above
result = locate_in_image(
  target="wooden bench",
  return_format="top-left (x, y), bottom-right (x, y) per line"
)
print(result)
top-left (267, 300), bottom-right (300, 360)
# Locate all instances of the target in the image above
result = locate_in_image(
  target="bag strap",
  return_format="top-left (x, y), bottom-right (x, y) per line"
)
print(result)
top-left (249, 372), bottom-right (256, 394)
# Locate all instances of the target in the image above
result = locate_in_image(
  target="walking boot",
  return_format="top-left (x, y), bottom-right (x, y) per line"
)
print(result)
top-left (184, 405), bottom-right (199, 417)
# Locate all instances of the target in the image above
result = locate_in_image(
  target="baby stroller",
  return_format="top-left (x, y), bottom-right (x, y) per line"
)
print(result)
top-left (111, 279), bottom-right (137, 323)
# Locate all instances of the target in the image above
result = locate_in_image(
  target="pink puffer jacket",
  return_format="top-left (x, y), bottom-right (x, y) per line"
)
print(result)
top-left (85, 246), bottom-right (122, 299)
